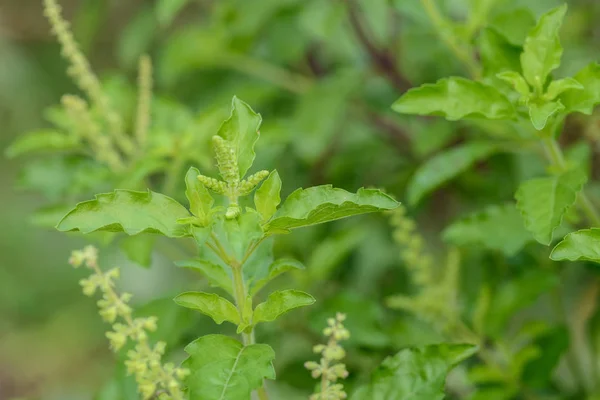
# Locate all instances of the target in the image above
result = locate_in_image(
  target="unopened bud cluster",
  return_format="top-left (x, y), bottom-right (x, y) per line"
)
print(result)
top-left (69, 246), bottom-right (188, 400)
top-left (197, 135), bottom-right (269, 219)
top-left (305, 313), bottom-right (350, 400)
top-left (390, 205), bottom-right (433, 287)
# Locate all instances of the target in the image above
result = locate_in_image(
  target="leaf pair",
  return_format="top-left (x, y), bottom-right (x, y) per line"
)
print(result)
top-left (57, 185), bottom-right (398, 238)
top-left (515, 168), bottom-right (586, 245)
top-left (173, 289), bottom-right (315, 329)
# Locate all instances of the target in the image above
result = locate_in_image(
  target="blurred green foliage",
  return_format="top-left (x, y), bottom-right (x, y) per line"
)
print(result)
top-left (5, 0), bottom-right (600, 399)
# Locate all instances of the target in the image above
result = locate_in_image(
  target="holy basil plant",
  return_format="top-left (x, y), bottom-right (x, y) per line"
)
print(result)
top-left (55, 97), bottom-right (476, 400)
top-left (393, 3), bottom-right (600, 262)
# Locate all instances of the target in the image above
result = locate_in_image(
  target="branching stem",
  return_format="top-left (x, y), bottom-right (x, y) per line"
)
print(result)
top-left (419, 0), bottom-right (481, 80)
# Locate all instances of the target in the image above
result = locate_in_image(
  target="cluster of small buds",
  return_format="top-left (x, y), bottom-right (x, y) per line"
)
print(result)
top-left (196, 136), bottom-right (270, 219)
top-left (61, 91), bottom-right (124, 172)
top-left (305, 313), bottom-right (350, 400)
top-left (135, 55), bottom-right (153, 148)
top-left (213, 135), bottom-right (240, 184)
top-left (197, 174), bottom-right (226, 194)
top-left (43, 0), bottom-right (103, 110)
top-left (69, 246), bottom-right (188, 400)
top-left (238, 170), bottom-right (270, 195)
top-left (390, 205), bottom-right (434, 288)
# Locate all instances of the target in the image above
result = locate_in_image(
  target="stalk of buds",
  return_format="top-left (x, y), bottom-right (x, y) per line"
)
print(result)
top-left (305, 313), bottom-right (350, 400)
top-left (69, 246), bottom-right (189, 400)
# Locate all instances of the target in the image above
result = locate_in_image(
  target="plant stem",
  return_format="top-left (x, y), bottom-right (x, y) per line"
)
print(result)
top-left (257, 386), bottom-right (270, 400)
top-left (419, 0), bottom-right (481, 80)
top-left (220, 53), bottom-right (313, 94)
top-left (541, 137), bottom-right (600, 227)
top-left (214, 234), bottom-right (270, 400)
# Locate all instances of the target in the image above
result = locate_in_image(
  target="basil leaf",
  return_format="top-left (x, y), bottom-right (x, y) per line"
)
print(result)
top-left (183, 334), bottom-right (275, 400)
top-left (265, 186), bottom-right (399, 234)
top-left (392, 77), bottom-right (515, 121)
top-left (56, 189), bottom-right (191, 237)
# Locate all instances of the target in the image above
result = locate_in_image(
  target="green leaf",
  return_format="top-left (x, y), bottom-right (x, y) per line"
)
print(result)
top-left (185, 167), bottom-right (214, 225)
top-left (56, 189), bottom-right (191, 237)
top-left (264, 186), bottom-right (399, 233)
top-left (479, 30), bottom-right (522, 77)
top-left (183, 334), bottom-right (275, 400)
top-left (528, 99), bottom-right (564, 130)
top-left (249, 258), bottom-right (305, 296)
top-left (485, 271), bottom-right (558, 337)
top-left (351, 344), bottom-right (477, 400)
top-left (522, 326), bottom-right (569, 388)
top-left (520, 4), bottom-right (568, 90)
top-left (253, 289), bottom-right (315, 325)
top-left (156, 0), bottom-right (188, 26)
top-left (392, 77), bottom-right (515, 121)
top-left (5, 130), bottom-right (80, 158)
top-left (216, 97), bottom-right (262, 179)
top-left (408, 142), bottom-right (498, 205)
top-left (550, 228), bottom-right (600, 263)
top-left (173, 292), bottom-right (240, 325)
top-left (561, 63), bottom-right (600, 115)
top-left (490, 8), bottom-right (535, 46)
top-left (545, 77), bottom-right (583, 100)
top-left (515, 169), bottom-right (586, 245)
top-left (119, 234), bottom-right (156, 268)
top-left (254, 170), bottom-right (281, 222)
top-left (176, 259), bottom-right (233, 296)
top-left (497, 71), bottom-right (530, 98)
top-left (443, 203), bottom-right (531, 256)
top-left (291, 71), bottom-right (359, 163)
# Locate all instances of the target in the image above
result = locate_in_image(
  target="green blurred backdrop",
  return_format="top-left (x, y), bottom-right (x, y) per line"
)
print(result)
top-left (3, 0), bottom-right (600, 399)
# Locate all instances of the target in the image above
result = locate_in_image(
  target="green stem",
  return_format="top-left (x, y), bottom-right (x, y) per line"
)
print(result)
top-left (541, 137), bottom-right (600, 227)
top-left (419, 0), bottom-right (481, 79)
top-left (215, 235), bottom-right (269, 400)
top-left (257, 386), bottom-right (269, 400)
top-left (219, 54), bottom-right (313, 94)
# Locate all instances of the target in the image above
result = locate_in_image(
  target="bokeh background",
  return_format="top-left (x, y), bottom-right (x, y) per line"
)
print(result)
top-left (3, 0), bottom-right (600, 399)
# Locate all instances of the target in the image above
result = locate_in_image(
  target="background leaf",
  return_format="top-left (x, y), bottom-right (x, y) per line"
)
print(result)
top-left (392, 77), bottom-right (515, 121)
top-left (443, 203), bottom-right (531, 256)
top-left (520, 5), bottom-right (567, 89)
top-left (351, 343), bottom-right (477, 400)
top-left (5, 130), bottom-right (80, 158)
top-left (408, 142), bottom-right (498, 205)
top-left (551, 228), bottom-right (600, 263)
top-left (119, 234), bottom-right (156, 268)
top-left (515, 169), bottom-right (586, 245)
top-left (560, 63), bottom-right (600, 115)
top-left (155, 0), bottom-right (189, 27)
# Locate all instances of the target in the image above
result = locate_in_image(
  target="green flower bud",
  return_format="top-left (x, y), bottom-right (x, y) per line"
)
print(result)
top-left (213, 136), bottom-right (239, 184)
